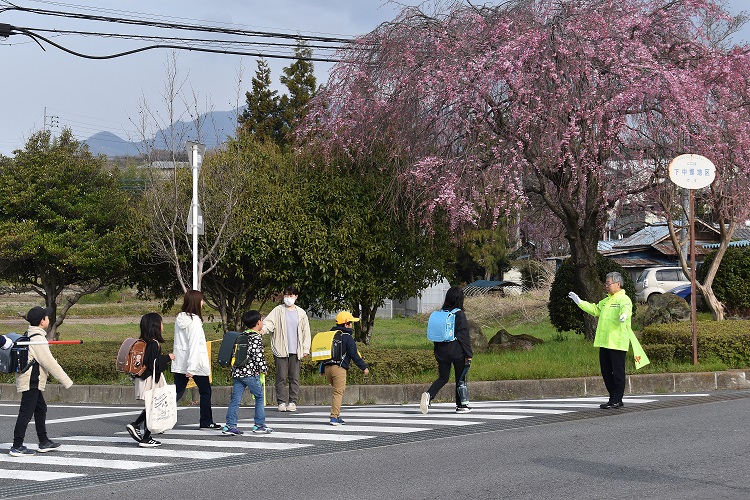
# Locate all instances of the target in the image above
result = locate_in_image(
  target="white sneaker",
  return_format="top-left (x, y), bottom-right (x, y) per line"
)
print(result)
top-left (420, 392), bottom-right (430, 415)
top-left (287, 402), bottom-right (297, 412)
top-left (278, 403), bottom-right (287, 412)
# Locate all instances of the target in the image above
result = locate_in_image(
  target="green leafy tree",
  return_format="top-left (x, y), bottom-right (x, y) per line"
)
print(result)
top-left (279, 41), bottom-right (317, 144)
top-left (298, 164), bottom-right (453, 344)
top-left (698, 247), bottom-right (750, 317)
top-left (548, 255), bottom-right (636, 338)
top-left (0, 129), bottom-right (134, 338)
top-left (238, 58), bottom-right (283, 145)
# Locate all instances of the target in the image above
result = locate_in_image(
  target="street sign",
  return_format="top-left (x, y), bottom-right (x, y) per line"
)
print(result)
top-left (668, 154), bottom-right (716, 189)
top-left (186, 202), bottom-right (204, 235)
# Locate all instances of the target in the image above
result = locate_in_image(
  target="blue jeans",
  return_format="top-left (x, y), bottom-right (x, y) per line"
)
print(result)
top-left (225, 375), bottom-right (265, 427)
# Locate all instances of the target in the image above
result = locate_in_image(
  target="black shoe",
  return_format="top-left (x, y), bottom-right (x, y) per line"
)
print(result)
top-left (611, 401), bottom-right (624, 408)
top-left (37, 440), bottom-right (61, 453)
top-left (599, 402), bottom-right (615, 409)
top-left (125, 423), bottom-right (142, 443)
top-left (200, 423), bottom-right (222, 430)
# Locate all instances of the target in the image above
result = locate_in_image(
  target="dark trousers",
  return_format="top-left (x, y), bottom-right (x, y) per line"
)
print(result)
top-left (427, 356), bottom-right (467, 405)
top-left (13, 389), bottom-right (48, 448)
top-left (132, 410), bottom-right (151, 440)
top-left (274, 354), bottom-right (300, 404)
top-left (174, 373), bottom-right (214, 427)
top-left (599, 347), bottom-right (627, 404)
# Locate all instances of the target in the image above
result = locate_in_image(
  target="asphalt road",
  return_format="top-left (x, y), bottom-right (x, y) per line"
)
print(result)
top-left (1, 391), bottom-right (748, 499)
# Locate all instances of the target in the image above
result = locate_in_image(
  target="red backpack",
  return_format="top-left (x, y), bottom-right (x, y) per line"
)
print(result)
top-left (116, 338), bottom-right (148, 377)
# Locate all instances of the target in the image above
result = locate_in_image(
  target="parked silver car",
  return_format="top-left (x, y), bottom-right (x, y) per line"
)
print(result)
top-left (635, 266), bottom-right (690, 303)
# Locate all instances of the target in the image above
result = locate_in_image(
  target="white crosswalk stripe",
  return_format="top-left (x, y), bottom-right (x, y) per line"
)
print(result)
top-left (1, 394), bottom-right (708, 486)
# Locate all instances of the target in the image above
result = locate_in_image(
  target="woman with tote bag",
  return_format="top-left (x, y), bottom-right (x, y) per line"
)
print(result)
top-left (126, 313), bottom-right (175, 448)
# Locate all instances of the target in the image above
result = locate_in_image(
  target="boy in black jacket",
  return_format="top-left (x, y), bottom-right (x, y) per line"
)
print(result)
top-left (321, 311), bottom-right (369, 425)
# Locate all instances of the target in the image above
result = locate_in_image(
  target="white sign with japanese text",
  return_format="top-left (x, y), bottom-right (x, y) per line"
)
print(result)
top-left (668, 154), bottom-right (716, 189)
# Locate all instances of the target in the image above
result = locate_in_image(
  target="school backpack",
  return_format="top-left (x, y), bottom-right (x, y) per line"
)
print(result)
top-left (116, 338), bottom-right (148, 377)
top-left (310, 330), bottom-right (343, 362)
top-left (0, 332), bottom-right (32, 374)
top-left (217, 331), bottom-right (250, 368)
top-left (426, 308), bottom-right (462, 342)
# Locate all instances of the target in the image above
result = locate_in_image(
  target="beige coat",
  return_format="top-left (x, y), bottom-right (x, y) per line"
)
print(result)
top-left (262, 304), bottom-right (311, 358)
top-left (15, 326), bottom-right (73, 392)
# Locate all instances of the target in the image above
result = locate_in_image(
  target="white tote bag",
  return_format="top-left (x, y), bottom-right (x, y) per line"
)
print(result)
top-left (144, 361), bottom-right (178, 434)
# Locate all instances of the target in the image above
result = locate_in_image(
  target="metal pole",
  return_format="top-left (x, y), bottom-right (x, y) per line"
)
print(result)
top-left (191, 146), bottom-right (199, 291)
top-left (690, 189), bottom-right (698, 365)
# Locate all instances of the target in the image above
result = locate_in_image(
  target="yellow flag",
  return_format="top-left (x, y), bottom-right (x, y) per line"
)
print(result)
top-left (630, 331), bottom-right (650, 370)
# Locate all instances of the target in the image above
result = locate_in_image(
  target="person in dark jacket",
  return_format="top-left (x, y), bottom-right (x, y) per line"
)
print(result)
top-left (321, 311), bottom-right (369, 426)
top-left (421, 286), bottom-right (473, 414)
top-left (126, 313), bottom-right (175, 448)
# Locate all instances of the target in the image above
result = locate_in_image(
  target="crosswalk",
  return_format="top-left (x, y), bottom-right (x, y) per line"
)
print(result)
top-left (0, 394), bottom-right (707, 487)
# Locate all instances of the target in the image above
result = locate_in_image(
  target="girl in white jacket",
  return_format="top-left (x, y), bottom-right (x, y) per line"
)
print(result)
top-left (173, 290), bottom-right (220, 429)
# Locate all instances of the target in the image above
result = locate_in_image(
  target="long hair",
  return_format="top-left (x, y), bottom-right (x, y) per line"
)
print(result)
top-left (139, 312), bottom-right (165, 343)
top-left (181, 290), bottom-right (203, 321)
top-left (441, 286), bottom-right (465, 310)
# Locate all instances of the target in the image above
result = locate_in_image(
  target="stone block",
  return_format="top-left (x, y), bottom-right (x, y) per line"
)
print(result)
top-left (716, 370), bottom-right (750, 390)
top-left (583, 376), bottom-right (608, 397)
top-left (674, 372), bottom-right (716, 392)
top-left (63, 385), bottom-right (91, 403)
top-left (359, 384), bottom-right (404, 405)
top-left (628, 373), bottom-right (675, 395)
top-left (540, 378), bottom-right (586, 398)
top-left (0, 383), bottom-right (21, 402)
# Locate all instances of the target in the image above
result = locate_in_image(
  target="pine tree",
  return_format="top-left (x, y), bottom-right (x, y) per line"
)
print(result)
top-left (279, 41), bottom-right (317, 144)
top-left (238, 58), bottom-right (282, 144)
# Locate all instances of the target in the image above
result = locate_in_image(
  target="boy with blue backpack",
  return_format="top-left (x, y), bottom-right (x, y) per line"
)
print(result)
top-left (221, 310), bottom-right (273, 435)
top-left (421, 286), bottom-right (473, 414)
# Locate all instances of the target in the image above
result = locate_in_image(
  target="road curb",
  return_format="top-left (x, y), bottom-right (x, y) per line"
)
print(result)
top-left (2, 369), bottom-right (749, 405)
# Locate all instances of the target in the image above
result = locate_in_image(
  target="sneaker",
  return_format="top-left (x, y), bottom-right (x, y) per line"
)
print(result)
top-left (252, 425), bottom-right (273, 434)
top-left (199, 423), bottom-right (222, 430)
top-left (335, 417), bottom-right (345, 425)
top-left (329, 417), bottom-right (341, 426)
top-left (456, 405), bottom-right (472, 413)
top-left (287, 402), bottom-right (297, 412)
top-left (278, 403), bottom-right (287, 412)
top-left (138, 437), bottom-right (162, 448)
top-left (221, 425), bottom-right (243, 436)
top-left (9, 446), bottom-right (35, 457)
top-left (125, 423), bottom-right (142, 443)
top-left (420, 392), bottom-right (430, 415)
top-left (37, 440), bottom-right (61, 453)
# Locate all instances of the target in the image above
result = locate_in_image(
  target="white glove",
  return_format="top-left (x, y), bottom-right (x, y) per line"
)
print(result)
top-left (619, 313), bottom-right (627, 323)
top-left (568, 292), bottom-right (581, 305)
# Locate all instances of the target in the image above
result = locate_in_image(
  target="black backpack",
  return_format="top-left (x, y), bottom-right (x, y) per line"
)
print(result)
top-left (217, 331), bottom-right (250, 368)
top-left (0, 332), bottom-right (35, 374)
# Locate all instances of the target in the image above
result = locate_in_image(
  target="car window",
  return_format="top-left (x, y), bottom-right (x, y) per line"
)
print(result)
top-left (637, 270), bottom-right (648, 283)
top-left (656, 270), bottom-right (678, 281)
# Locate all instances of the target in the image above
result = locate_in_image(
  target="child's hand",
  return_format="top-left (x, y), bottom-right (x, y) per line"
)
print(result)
top-left (363, 368), bottom-right (370, 376)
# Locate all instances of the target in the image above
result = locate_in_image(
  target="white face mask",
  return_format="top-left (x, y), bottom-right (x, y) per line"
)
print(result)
top-left (283, 296), bottom-right (296, 307)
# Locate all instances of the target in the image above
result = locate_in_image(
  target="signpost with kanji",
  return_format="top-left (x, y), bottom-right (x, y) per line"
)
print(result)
top-left (668, 154), bottom-right (716, 365)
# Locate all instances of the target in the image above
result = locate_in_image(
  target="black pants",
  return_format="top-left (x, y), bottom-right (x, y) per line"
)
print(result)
top-left (427, 356), bottom-right (467, 405)
top-left (174, 373), bottom-right (214, 427)
top-left (13, 389), bottom-right (48, 448)
top-left (132, 410), bottom-right (151, 440)
top-left (599, 347), bottom-right (627, 404)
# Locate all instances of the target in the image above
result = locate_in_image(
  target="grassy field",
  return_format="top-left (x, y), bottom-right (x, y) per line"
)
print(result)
top-left (0, 289), bottom-right (736, 386)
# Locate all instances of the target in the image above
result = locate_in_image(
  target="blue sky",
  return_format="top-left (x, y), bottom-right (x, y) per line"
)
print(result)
top-left (1, 0), bottom-right (749, 156)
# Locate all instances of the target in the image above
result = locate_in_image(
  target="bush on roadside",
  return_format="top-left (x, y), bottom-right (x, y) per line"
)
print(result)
top-left (548, 255), bottom-right (637, 335)
top-left (642, 320), bottom-right (750, 366)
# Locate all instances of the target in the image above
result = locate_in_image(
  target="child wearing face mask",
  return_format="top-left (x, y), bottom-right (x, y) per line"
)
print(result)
top-left (262, 286), bottom-right (311, 412)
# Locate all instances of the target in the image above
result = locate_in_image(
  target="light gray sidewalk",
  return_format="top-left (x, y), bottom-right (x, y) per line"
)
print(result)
top-left (2, 369), bottom-right (748, 405)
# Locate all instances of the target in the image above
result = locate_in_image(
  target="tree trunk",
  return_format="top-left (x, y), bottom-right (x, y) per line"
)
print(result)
top-left (356, 304), bottom-right (378, 345)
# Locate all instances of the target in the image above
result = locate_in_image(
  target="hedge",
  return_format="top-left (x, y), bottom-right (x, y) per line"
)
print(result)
top-left (642, 320), bottom-right (750, 366)
top-left (0, 341), bottom-right (437, 387)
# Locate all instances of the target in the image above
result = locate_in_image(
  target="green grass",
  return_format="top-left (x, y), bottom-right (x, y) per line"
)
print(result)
top-left (1, 290), bottom-right (745, 386)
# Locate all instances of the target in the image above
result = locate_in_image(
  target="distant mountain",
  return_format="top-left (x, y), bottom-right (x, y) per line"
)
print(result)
top-left (84, 108), bottom-right (240, 158)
